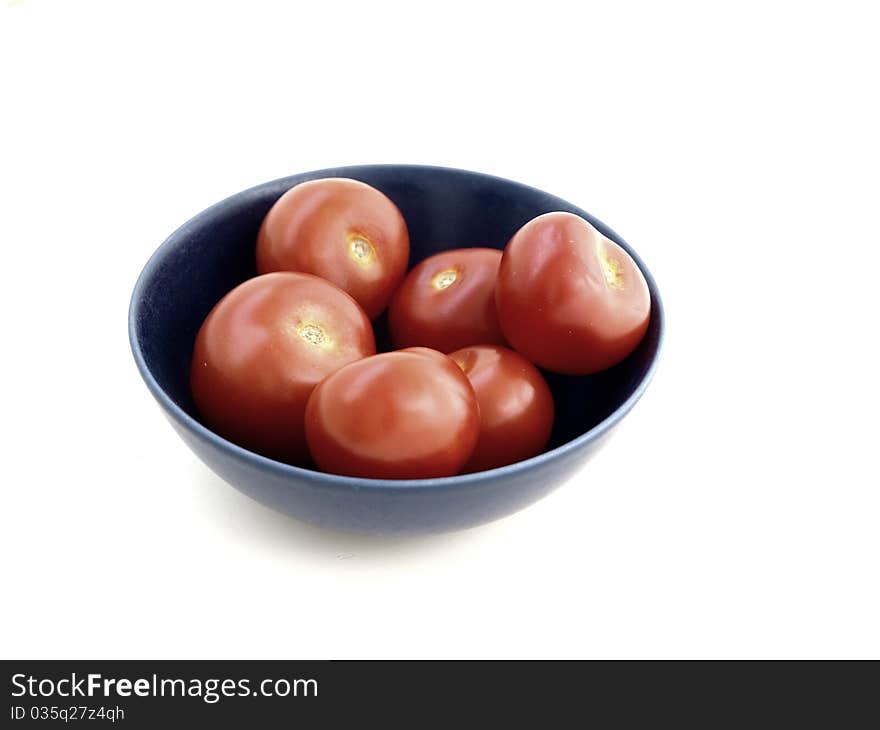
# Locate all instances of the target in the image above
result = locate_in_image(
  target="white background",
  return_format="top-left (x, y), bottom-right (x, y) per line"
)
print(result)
top-left (1, 1), bottom-right (878, 659)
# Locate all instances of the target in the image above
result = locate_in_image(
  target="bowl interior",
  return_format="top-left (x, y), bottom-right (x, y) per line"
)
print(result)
top-left (132, 165), bottom-right (662, 459)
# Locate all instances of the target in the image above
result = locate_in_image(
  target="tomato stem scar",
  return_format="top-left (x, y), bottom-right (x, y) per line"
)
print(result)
top-left (296, 322), bottom-right (330, 347)
top-left (599, 252), bottom-right (624, 289)
top-left (432, 268), bottom-right (459, 290)
top-left (348, 233), bottom-right (375, 265)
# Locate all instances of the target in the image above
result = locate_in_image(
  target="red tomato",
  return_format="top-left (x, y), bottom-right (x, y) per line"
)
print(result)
top-left (388, 247), bottom-right (506, 353)
top-left (450, 345), bottom-right (554, 472)
top-left (190, 272), bottom-right (375, 464)
top-left (256, 178), bottom-right (409, 320)
top-left (304, 348), bottom-right (480, 479)
top-left (495, 212), bottom-right (651, 374)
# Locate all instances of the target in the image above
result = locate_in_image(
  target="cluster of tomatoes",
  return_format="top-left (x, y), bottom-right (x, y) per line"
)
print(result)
top-left (190, 178), bottom-right (651, 479)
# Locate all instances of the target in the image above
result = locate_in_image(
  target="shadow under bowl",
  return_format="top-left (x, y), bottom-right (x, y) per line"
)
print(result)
top-left (129, 164), bottom-right (665, 535)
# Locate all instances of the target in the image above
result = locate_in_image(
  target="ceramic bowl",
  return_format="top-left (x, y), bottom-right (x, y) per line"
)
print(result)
top-left (129, 165), bottom-right (664, 534)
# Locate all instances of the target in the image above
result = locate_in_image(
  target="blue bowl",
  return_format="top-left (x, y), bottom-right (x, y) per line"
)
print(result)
top-left (129, 165), bottom-right (664, 535)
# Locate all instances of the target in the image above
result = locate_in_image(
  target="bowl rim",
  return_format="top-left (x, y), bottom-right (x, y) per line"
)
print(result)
top-left (128, 163), bottom-right (665, 491)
